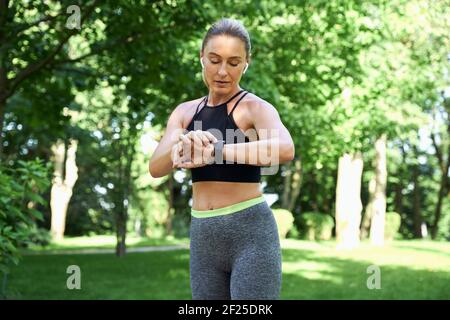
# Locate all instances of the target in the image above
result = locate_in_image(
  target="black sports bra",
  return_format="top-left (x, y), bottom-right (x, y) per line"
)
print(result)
top-left (185, 90), bottom-right (261, 183)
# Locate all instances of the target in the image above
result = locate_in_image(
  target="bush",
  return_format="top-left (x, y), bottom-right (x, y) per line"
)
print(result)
top-left (286, 224), bottom-right (300, 239)
top-left (385, 212), bottom-right (401, 241)
top-left (300, 212), bottom-right (334, 241)
top-left (0, 159), bottom-right (51, 276)
top-left (272, 209), bottom-right (295, 239)
top-left (24, 225), bottom-right (51, 247)
top-left (171, 213), bottom-right (190, 238)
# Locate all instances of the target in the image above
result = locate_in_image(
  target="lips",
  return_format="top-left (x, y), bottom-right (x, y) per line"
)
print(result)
top-left (214, 81), bottom-right (229, 87)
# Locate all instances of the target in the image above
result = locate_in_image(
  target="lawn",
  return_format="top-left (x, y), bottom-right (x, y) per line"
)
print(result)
top-left (22, 234), bottom-right (190, 253)
top-left (5, 238), bottom-right (450, 299)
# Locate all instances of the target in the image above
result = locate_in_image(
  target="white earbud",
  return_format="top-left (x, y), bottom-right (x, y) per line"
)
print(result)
top-left (243, 63), bottom-right (249, 74)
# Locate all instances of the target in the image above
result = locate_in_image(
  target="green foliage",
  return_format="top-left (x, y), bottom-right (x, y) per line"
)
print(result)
top-left (437, 198), bottom-right (450, 240)
top-left (272, 209), bottom-right (295, 239)
top-left (24, 225), bottom-right (52, 248)
top-left (300, 212), bottom-right (335, 241)
top-left (1, 0), bottom-right (449, 254)
top-left (0, 159), bottom-right (51, 275)
top-left (385, 212), bottom-right (402, 241)
top-left (171, 214), bottom-right (191, 239)
top-left (286, 224), bottom-right (300, 239)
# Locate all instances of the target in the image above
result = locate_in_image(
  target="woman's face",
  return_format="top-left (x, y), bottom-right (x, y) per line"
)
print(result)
top-left (201, 35), bottom-right (248, 94)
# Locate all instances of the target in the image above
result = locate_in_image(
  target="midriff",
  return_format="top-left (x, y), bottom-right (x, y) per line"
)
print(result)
top-left (192, 181), bottom-right (262, 210)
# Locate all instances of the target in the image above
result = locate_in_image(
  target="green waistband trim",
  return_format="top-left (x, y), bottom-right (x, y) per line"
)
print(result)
top-left (191, 195), bottom-right (265, 218)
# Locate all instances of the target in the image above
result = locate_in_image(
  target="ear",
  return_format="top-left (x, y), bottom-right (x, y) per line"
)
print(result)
top-left (243, 56), bottom-right (251, 74)
top-left (243, 62), bottom-right (249, 74)
top-left (199, 51), bottom-right (204, 68)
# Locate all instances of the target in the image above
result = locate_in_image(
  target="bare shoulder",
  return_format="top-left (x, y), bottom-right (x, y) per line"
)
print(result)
top-left (173, 96), bottom-right (206, 128)
top-left (173, 97), bottom-right (204, 114)
top-left (243, 93), bottom-right (278, 116)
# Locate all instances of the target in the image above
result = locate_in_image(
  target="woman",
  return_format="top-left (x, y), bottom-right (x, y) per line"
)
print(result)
top-left (149, 18), bottom-right (295, 300)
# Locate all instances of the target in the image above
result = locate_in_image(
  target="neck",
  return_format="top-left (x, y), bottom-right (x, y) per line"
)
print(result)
top-left (208, 86), bottom-right (242, 106)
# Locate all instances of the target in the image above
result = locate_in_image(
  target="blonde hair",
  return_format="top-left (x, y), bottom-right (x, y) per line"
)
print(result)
top-left (202, 18), bottom-right (251, 58)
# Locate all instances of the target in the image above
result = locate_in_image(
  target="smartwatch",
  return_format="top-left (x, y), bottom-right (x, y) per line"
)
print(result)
top-left (213, 140), bottom-right (225, 164)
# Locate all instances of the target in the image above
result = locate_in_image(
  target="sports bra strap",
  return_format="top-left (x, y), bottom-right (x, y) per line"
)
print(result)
top-left (193, 96), bottom-right (207, 115)
top-left (228, 91), bottom-right (249, 116)
top-left (205, 89), bottom-right (245, 106)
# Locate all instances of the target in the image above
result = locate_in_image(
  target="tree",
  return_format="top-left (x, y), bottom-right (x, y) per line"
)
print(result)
top-left (50, 139), bottom-right (78, 240)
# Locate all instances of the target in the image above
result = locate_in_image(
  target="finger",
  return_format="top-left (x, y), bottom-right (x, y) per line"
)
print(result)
top-left (186, 131), bottom-right (195, 141)
top-left (186, 130), bottom-right (217, 144)
top-left (171, 145), bottom-right (179, 168)
top-left (178, 161), bottom-right (205, 169)
top-left (194, 130), bottom-right (209, 146)
top-left (203, 131), bottom-right (218, 143)
top-left (192, 132), bottom-right (204, 147)
top-left (180, 135), bottom-right (192, 150)
top-left (180, 136), bottom-right (192, 161)
top-left (196, 130), bottom-right (217, 143)
top-left (178, 133), bottom-right (187, 142)
top-left (199, 133), bottom-right (210, 147)
top-left (203, 144), bottom-right (215, 164)
top-left (178, 141), bottom-right (183, 156)
top-left (180, 134), bottom-right (191, 144)
top-left (177, 161), bottom-right (193, 169)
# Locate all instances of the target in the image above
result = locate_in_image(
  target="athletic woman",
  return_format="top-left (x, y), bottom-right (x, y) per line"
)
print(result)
top-left (149, 18), bottom-right (295, 300)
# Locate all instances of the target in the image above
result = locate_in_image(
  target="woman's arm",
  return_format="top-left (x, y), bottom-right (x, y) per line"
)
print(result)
top-left (223, 100), bottom-right (295, 165)
top-left (148, 103), bottom-right (186, 178)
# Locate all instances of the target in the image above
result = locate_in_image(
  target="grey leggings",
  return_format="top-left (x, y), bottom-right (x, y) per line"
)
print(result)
top-left (189, 201), bottom-right (282, 300)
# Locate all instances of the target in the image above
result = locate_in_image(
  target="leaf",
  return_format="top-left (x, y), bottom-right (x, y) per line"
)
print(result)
top-left (29, 209), bottom-right (44, 221)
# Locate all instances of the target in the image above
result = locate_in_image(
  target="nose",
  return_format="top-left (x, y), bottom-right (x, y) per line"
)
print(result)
top-left (218, 62), bottom-right (227, 77)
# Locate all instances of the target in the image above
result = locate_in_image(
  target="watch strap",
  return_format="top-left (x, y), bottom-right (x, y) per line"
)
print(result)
top-left (213, 140), bottom-right (224, 164)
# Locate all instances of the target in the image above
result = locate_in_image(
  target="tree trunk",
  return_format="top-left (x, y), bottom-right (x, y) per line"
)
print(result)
top-left (288, 158), bottom-right (302, 213)
top-left (370, 134), bottom-right (387, 246)
top-left (393, 182), bottom-right (403, 216)
top-left (115, 213), bottom-right (127, 257)
top-left (281, 157), bottom-right (303, 213)
top-left (335, 152), bottom-right (364, 249)
top-left (165, 172), bottom-right (174, 236)
top-left (0, 98), bottom-right (5, 157)
top-left (0, 0), bottom-right (8, 158)
top-left (310, 170), bottom-right (319, 212)
top-left (412, 159), bottom-right (423, 238)
top-left (281, 162), bottom-right (292, 209)
top-left (360, 175), bottom-right (376, 239)
top-left (430, 103), bottom-right (450, 239)
top-left (115, 127), bottom-right (136, 257)
top-left (394, 144), bottom-right (406, 215)
top-left (50, 139), bottom-right (78, 241)
top-left (431, 173), bottom-right (448, 239)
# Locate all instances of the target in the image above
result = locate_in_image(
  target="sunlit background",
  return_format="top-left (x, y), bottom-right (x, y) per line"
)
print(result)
top-left (0, 0), bottom-right (449, 299)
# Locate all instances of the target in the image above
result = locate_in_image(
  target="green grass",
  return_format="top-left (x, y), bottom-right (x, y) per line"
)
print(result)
top-left (6, 239), bottom-right (450, 299)
top-left (22, 235), bottom-right (190, 254)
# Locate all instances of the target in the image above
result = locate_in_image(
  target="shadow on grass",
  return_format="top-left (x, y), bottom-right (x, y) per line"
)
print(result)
top-left (281, 248), bottom-right (450, 299)
top-left (21, 236), bottom-right (190, 254)
top-left (6, 250), bottom-right (192, 300)
top-left (389, 244), bottom-right (450, 258)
